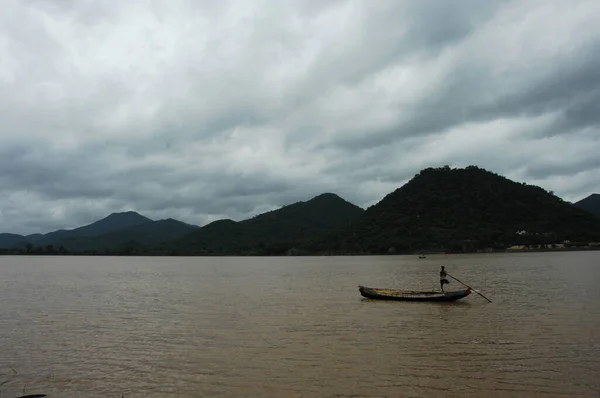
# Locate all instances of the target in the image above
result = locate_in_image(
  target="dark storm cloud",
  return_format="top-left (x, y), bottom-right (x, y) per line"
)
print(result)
top-left (331, 36), bottom-right (600, 151)
top-left (1, 0), bottom-right (599, 234)
top-left (524, 158), bottom-right (600, 181)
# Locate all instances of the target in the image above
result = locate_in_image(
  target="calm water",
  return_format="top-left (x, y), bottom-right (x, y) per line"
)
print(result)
top-left (0, 252), bottom-right (599, 397)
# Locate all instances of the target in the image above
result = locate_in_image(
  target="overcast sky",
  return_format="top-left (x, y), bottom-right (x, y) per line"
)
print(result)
top-left (1, 0), bottom-right (599, 235)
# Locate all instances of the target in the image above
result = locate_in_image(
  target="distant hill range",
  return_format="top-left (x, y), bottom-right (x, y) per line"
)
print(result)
top-left (574, 194), bottom-right (600, 218)
top-left (0, 233), bottom-right (28, 249)
top-left (29, 211), bottom-right (153, 246)
top-left (1, 166), bottom-right (599, 256)
top-left (0, 212), bottom-right (199, 253)
top-left (153, 193), bottom-right (365, 255)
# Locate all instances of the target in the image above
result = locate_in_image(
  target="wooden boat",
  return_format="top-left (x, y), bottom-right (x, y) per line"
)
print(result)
top-left (358, 285), bottom-right (471, 302)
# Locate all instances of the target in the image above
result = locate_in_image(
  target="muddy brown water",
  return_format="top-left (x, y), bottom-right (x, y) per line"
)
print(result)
top-left (1, 252), bottom-right (599, 397)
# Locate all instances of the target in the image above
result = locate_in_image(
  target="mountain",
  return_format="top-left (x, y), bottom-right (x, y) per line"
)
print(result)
top-left (26, 233), bottom-right (44, 242)
top-left (157, 193), bottom-right (365, 255)
top-left (3, 167), bottom-right (599, 256)
top-left (310, 166), bottom-right (600, 254)
top-left (0, 233), bottom-right (28, 249)
top-left (27, 211), bottom-right (153, 247)
top-left (55, 218), bottom-right (199, 252)
top-left (574, 194), bottom-right (600, 218)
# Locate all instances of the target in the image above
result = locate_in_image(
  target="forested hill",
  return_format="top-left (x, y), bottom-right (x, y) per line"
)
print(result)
top-left (53, 218), bottom-right (199, 252)
top-left (309, 166), bottom-right (600, 254)
top-left (574, 194), bottom-right (600, 218)
top-left (0, 212), bottom-right (198, 252)
top-left (26, 211), bottom-right (153, 247)
top-left (2, 167), bottom-right (599, 256)
top-left (155, 193), bottom-right (365, 255)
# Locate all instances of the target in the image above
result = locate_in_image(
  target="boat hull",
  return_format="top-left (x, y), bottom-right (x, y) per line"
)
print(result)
top-left (358, 285), bottom-right (471, 302)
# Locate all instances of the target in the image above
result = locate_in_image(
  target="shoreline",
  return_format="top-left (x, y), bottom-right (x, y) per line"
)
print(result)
top-left (1, 246), bottom-right (599, 257)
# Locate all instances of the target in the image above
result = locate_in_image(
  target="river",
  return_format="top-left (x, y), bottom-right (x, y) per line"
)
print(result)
top-left (0, 252), bottom-right (598, 397)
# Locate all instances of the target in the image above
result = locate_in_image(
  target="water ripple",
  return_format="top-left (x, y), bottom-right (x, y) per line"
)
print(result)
top-left (0, 253), bottom-right (599, 397)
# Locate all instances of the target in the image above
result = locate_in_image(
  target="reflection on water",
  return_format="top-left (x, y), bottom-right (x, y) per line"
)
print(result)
top-left (0, 252), bottom-right (599, 397)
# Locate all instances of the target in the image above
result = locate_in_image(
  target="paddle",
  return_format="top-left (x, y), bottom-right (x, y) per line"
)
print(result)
top-left (447, 273), bottom-right (492, 303)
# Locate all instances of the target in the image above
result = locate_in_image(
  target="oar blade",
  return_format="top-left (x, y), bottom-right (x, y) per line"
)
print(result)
top-left (447, 273), bottom-right (492, 303)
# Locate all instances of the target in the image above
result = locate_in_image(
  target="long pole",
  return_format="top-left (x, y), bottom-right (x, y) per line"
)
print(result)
top-left (447, 273), bottom-right (492, 303)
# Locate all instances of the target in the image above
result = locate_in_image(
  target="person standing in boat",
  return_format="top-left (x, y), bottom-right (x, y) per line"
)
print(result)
top-left (440, 266), bottom-right (450, 292)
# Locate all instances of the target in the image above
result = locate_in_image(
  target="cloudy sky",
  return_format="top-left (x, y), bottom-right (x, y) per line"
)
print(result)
top-left (1, 0), bottom-right (599, 235)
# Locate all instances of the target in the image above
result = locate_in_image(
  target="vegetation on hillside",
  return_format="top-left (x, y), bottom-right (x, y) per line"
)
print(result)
top-left (0, 233), bottom-right (29, 248)
top-left (1, 166), bottom-right (599, 256)
top-left (145, 193), bottom-right (366, 255)
top-left (305, 166), bottom-right (600, 255)
top-left (30, 211), bottom-right (154, 246)
top-left (53, 219), bottom-right (199, 252)
top-left (574, 194), bottom-right (600, 218)
top-left (0, 242), bottom-right (68, 256)
top-left (1, 211), bottom-right (154, 249)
